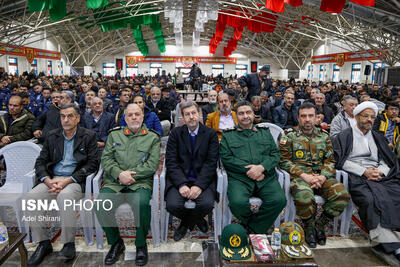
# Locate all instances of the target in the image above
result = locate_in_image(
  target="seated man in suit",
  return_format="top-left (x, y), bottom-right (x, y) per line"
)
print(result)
top-left (333, 101), bottom-right (400, 262)
top-left (95, 104), bottom-right (160, 266)
top-left (26, 103), bottom-right (99, 266)
top-left (220, 101), bottom-right (286, 234)
top-left (81, 97), bottom-right (115, 155)
top-left (165, 101), bottom-right (219, 241)
top-left (205, 93), bottom-right (238, 140)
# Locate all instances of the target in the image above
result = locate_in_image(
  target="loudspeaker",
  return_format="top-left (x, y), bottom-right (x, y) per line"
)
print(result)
top-left (250, 61), bottom-right (257, 73)
top-left (364, 65), bottom-right (371, 75)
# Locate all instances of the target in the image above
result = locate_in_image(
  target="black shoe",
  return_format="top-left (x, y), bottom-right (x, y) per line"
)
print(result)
top-left (316, 228), bottom-right (326, 245)
top-left (196, 217), bottom-right (209, 233)
top-left (304, 227), bottom-right (317, 248)
top-left (105, 238), bottom-right (125, 265)
top-left (57, 242), bottom-right (76, 261)
top-left (135, 245), bottom-right (148, 266)
top-left (27, 240), bottom-right (53, 267)
top-left (173, 222), bottom-right (188, 241)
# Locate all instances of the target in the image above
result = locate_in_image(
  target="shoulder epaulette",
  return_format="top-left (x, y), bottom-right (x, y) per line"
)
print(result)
top-left (149, 129), bottom-right (161, 137)
top-left (321, 128), bottom-right (329, 135)
top-left (109, 126), bottom-right (121, 133)
top-left (223, 127), bottom-right (236, 132)
top-left (284, 128), bottom-right (294, 134)
top-left (256, 124), bottom-right (269, 129)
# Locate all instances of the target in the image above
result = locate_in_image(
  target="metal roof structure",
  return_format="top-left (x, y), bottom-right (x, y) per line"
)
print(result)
top-left (0, 0), bottom-right (399, 69)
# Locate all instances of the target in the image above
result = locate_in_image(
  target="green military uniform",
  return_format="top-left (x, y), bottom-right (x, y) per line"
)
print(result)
top-left (220, 124), bottom-right (286, 233)
top-left (95, 124), bottom-right (160, 247)
top-left (278, 126), bottom-right (350, 221)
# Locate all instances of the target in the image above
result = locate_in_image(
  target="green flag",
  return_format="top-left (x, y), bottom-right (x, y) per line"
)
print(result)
top-left (49, 0), bottom-right (66, 21)
top-left (87, 0), bottom-right (108, 9)
top-left (28, 0), bottom-right (49, 12)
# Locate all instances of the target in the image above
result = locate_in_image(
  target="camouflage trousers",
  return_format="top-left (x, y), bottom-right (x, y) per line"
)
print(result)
top-left (290, 176), bottom-right (350, 220)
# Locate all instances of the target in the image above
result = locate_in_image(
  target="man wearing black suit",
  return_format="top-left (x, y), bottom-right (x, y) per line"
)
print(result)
top-left (165, 101), bottom-right (219, 241)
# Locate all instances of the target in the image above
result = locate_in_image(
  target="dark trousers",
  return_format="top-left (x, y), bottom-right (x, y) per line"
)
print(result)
top-left (166, 186), bottom-right (214, 229)
top-left (95, 187), bottom-right (151, 247)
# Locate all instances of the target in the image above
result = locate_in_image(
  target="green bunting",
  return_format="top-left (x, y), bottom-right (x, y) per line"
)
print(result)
top-left (28, 0), bottom-right (66, 21)
top-left (87, 0), bottom-right (108, 9)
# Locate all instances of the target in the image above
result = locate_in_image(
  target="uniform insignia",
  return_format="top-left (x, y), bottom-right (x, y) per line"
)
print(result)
top-left (284, 128), bottom-right (294, 133)
top-left (124, 128), bottom-right (130, 135)
top-left (222, 247), bottom-right (233, 258)
top-left (109, 126), bottom-right (121, 133)
top-left (229, 234), bottom-right (241, 247)
top-left (223, 127), bottom-right (236, 132)
top-left (280, 137), bottom-right (288, 145)
top-left (141, 129), bottom-right (147, 135)
top-left (319, 150), bottom-right (324, 158)
top-left (112, 142), bottom-right (122, 146)
top-left (295, 150), bottom-right (304, 159)
top-left (256, 124), bottom-right (269, 129)
top-left (252, 127), bottom-right (258, 131)
top-left (237, 128), bottom-right (243, 132)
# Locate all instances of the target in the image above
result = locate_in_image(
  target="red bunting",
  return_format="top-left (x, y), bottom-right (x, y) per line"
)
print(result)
top-left (265, 0), bottom-right (285, 13)
top-left (284, 0), bottom-right (303, 7)
top-left (350, 0), bottom-right (375, 6)
top-left (320, 0), bottom-right (346, 13)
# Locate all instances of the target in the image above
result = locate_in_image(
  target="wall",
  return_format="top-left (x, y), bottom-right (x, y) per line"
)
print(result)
top-left (0, 31), bottom-right (71, 76)
top-left (301, 39), bottom-right (384, 84)
top-left (91, 44), bottom-right (285, 79)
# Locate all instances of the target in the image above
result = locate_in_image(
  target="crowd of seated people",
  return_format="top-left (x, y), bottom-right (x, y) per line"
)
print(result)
top-left (0, 67), bottom-right (399, 266)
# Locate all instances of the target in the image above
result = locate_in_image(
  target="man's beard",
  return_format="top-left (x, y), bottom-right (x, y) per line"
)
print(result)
top-left (128, 123), bottom-right (141, 132)
top-left (220, 106), bottom-right (231, 113)
top-left (209, 100), bottom-right (217, 104)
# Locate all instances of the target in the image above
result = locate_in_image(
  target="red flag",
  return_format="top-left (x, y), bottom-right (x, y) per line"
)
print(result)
top-left (350, 0), bottom-right (375, 6)
top-left (320, 0), bottom-right (346, 13)
top-left (284, 0), bottom-right (302, 7)
top-left (265, 0), bottom-right (285, 13)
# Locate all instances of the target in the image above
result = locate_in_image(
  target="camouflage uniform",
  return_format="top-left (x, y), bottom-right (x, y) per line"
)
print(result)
top-left (278, 126), bottom-right (350, 220)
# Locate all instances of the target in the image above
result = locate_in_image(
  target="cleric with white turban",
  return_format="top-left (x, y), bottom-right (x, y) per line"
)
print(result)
top-left (353, 101), bottom-right (378, 117)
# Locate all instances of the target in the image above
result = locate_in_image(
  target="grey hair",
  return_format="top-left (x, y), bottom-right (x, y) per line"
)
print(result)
top-left (251, 95), bottom-right (262, 103)
top-left (60, 103), bottom-right (80, 117)
top-left (284, 92), bottom-right (295, 98)
top-left (90, 97), bottom-right (103, 106)
top-left (125, 103), bottom-right (144, 115)
top-left (360, 94), bottom-right (371, 102)
top-left (180, 101), bottom-right (199, 115)
top-left (315, 93), bottom-right (325, 99)
top-left (260, 91), bottom-right (268, 97)
top-left (343, 95), bottom-right (358, 104)
top-left (61, 90), bottom-right (75, 102)
top-left (311, 88), bottom-right (320, 93)
top-left (150, 86), bottom-right (161, 93)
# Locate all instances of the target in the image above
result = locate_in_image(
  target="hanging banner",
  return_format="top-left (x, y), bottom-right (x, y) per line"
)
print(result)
top-left (0, 43), bottom-right (61, 63)
top-left (311, 50), bottom-right (384, 65)
top-left (126, 56), bottom-right (237, 67)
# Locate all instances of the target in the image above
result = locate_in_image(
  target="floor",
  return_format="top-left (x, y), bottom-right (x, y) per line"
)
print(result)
top-left (4, 235), bottom-right (398, 267)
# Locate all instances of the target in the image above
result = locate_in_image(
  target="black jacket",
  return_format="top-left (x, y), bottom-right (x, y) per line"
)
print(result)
top-left (333, 127), bottom-right (400, 230)
top-left (32, 104), bottom-right (61, 143)
top-left (317, 103), bottom-right (335, 124)
top-left (34, 127), bottom-right (99, 192)
top-left (202, 103), bottom-right (217, 124)
top-left (146, 98), bottom-right (172, 122)
top-left (165, 123), bottom-right (219, 198)
top-left (238, 73), bottom-right (272, 101)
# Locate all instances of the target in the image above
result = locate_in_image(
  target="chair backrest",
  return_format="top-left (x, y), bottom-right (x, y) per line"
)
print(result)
top-left (257, 122), bottom-right (284, 145)
top-left (0, 141), bottom-right (41, 184)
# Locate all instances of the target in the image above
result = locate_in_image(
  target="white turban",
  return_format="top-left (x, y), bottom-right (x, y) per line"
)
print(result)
top-left (353, 101), bottom-right (378, 117)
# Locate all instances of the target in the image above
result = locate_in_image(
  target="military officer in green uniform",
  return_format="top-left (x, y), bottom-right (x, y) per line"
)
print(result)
top-left (95, 103), bottom-right (160, 266)
top-left (220, 101), bottom-right (286, 234)
top-left (279, 102), bottom-right (350, 248)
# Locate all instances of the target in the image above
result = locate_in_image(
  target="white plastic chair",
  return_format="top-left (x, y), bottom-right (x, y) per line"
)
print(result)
top-left (159, 160), bottom-right (224, 243)
top-left (24, 169), bottom-right (97, 246)
top-left (282, 169), bottom-right (342, 235)
top-left (0, 141), bottom-right (41, 240)
top-left (221, 167), bottom-right (286, 230)
top-left (92, 166), bottom-right (161, 248)
top-left (336, 170), bottom-right (354, 236)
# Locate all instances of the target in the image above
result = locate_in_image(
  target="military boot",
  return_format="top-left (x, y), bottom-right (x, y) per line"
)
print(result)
top-left (302, 217), bottom-right (317, 248)
top-left (315, 212), bottom-right (333, 246)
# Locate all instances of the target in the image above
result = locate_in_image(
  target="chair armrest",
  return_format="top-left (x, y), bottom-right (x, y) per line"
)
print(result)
top-left (24, 170), bottom-right (36, 192)
top-left (159, 160), bottom-right (166, 203)
top-left (152, 170), bottom-right (159, 203)
top-left (85, 172), bottom-right (96, 196)
top-left (92, 167), bottom-right (104, 195)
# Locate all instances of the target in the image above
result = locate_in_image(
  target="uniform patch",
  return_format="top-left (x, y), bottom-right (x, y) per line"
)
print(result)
top-left (319, 150), bottom-right (324, 158)
top-left (289, 230), bottom-right (302, 245)
top-left (141, 129), bottom-right (147, 135)
top-left (124, 129), bottom-right (130, 135)
top-left (280, 137), bottom-right (287, 144)
top-left (295, 150), bottom-right (304, 159)
top-left (229, 234), bottom-right (241, 247)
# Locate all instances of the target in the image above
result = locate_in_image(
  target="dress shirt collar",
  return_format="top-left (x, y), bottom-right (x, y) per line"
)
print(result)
top-left (188, 124), bottom-right (199, 136)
